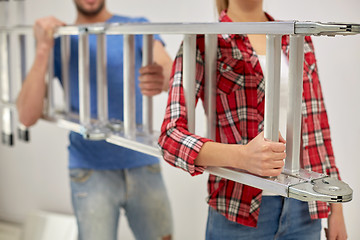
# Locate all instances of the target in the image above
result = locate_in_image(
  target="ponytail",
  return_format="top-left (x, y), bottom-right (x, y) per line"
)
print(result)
top-left (216, 0), bottom-right (229, 15)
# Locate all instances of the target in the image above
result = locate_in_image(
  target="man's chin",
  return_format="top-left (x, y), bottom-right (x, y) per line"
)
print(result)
top-left (75, 1), bottom-right (105, 16)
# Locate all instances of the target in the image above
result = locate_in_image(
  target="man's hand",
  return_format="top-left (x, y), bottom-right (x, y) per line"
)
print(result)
top-left (34, 16), bottom-right (65, 53)
top-left (139, 63), bottom-right (165, 96)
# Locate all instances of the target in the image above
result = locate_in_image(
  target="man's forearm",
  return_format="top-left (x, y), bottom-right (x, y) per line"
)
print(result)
top-left (16, 47), bottom-right (50, 127)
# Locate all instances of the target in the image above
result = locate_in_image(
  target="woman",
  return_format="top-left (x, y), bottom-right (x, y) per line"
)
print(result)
top-left (158, 0), bottom-right (347, 239)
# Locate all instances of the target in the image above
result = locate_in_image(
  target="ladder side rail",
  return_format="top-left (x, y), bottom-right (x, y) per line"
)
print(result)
top-left (6, 21), bottom-right (360, 36)
top-left (84, 22), bottom-right (297, 36)
top-left (183, 34), bottom-right (197, 133)
top-left (284, 35), bottom-right (305, 173)
top-left (0, 34), bottom-right (10, 104)
top-left (16, 29), bottom-right (29, 141)
top-left (96, 33), bottom-right (108, 123)
top-left (204, 34), bottom-right (217, 141)
top-left (46, 48), bottom-right (55, 117)
top-left (61, 35), bottom-right (71, 114)
top-left (15, 0), bottom-right (30, 142)
top-left (264, 35), bottom-right (282, 142)
top-left (123, 34), bottom-right (136, 138)
top-left (0, 0), bottom-right (14, 146)
top-left (142, 34), bottom-right (153, 135)
top-left (78, 31), bottom-right (91, 129)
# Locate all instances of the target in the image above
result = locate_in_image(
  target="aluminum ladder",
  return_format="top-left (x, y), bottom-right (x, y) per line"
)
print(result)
top-left (0, 0), bottom-right (357, 203)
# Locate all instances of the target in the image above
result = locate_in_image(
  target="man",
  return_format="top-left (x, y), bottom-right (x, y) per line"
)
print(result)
top-left (16, 0), bottom-right (173, 239)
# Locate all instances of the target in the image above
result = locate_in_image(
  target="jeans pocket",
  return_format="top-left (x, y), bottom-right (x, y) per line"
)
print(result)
top-left (145, 163), bottom-right (161, 173)
top-left (69, 169), bottom-right (94, 183)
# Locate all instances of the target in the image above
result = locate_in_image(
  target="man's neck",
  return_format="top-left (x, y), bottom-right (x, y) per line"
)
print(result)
top-left (75, 8), bottom-right (113, 24)
top-left (227, 1), bottom-right (267, 22)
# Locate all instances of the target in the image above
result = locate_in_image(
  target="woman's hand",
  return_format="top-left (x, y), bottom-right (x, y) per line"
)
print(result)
top-left (325, 203), bottom-right (347, 240)
top-left (240, 132), bottom-right (286, 176)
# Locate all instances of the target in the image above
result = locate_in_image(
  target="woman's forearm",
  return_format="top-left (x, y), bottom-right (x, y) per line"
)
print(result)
top-left (195, 132), bottom-right (286, 177)
top-left (195, 141), bottom-right (244, 168)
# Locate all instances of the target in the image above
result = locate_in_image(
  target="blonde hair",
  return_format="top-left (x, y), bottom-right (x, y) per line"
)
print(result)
top-left (216, 0), bottom-right (229, 15)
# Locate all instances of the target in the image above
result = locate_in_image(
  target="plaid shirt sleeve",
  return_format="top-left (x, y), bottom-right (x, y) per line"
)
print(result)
top-left (301, 36), bottom-right (341, 219)
top-left (302, 36), bottom-right (340, 180)
top-left (158, 38), bottom-right (213, 176)
top-left (313, 64), bottom-right (340, 180)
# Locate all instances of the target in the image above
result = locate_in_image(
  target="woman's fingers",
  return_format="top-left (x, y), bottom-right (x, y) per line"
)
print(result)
top-left (270, 142), bottom-right (286, 153)
top-left (278, 132), bottom-right (286, 144)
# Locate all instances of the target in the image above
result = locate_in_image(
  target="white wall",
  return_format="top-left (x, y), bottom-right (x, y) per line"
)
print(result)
top-left (0, 0), bottom-right (359, 239)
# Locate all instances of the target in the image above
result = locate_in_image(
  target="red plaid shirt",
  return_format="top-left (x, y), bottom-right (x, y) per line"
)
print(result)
top-left (158, 11), bottom-right (340, 227)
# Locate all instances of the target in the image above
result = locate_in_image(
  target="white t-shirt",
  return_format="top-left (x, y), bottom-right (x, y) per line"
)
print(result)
top-left (257, 53), bottom-right (289, 196)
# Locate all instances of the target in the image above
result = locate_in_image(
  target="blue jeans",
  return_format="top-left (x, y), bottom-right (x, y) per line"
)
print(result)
top-left (206, 196), bottom-right (321, 240)
top-left (69, 163), bottom-right (173, 240)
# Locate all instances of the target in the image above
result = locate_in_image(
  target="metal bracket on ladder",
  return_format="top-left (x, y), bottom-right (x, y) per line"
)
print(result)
top-left (1, 18), bottom-right (358, 202)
